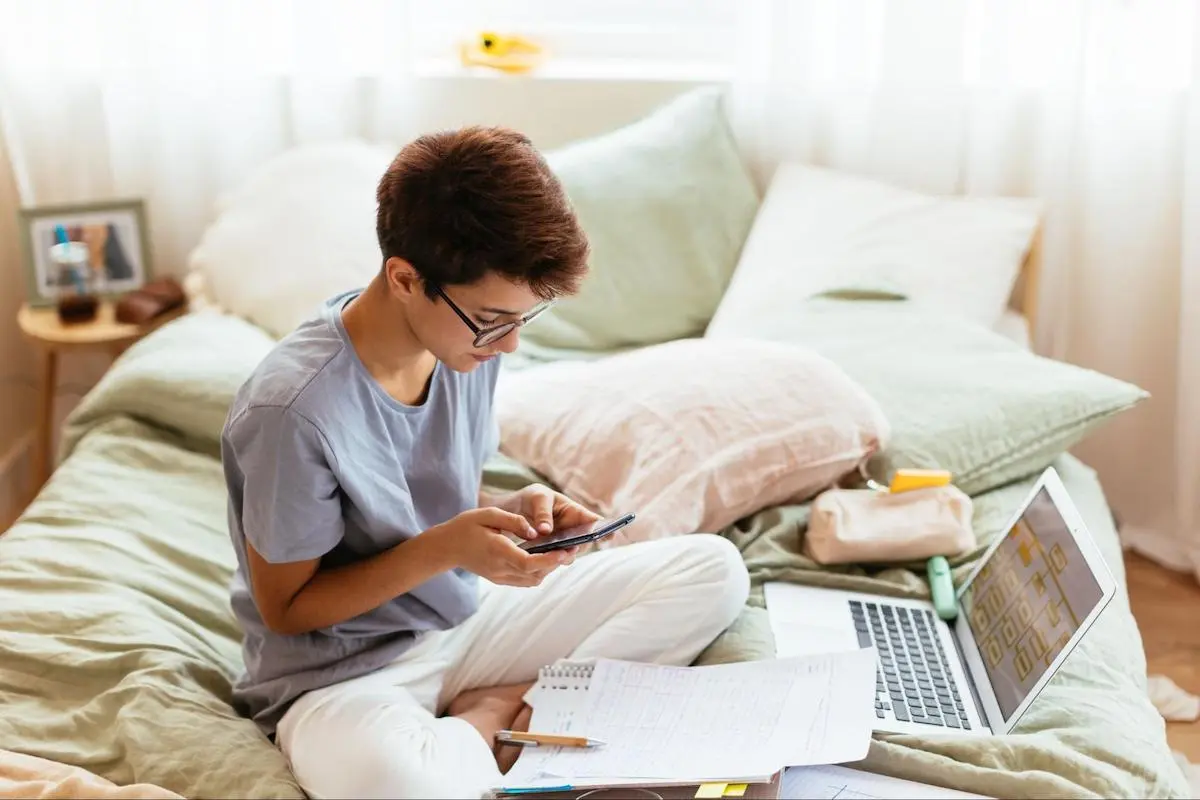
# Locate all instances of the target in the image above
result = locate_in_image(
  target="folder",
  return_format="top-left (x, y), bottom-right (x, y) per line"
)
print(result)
top-left (491, 769), bottom-right (782, 799)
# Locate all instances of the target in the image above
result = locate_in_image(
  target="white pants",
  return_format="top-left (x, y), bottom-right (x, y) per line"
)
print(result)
top-left (276, 534), bottom-right (749, 800)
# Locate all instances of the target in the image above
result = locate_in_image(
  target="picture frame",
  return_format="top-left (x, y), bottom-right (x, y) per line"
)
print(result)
top-left (17, 198), bottom-right (154, 307)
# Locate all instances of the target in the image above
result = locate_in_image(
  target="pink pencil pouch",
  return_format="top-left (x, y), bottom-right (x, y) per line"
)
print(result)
top-left (803, 485), bottom-right (976, 565)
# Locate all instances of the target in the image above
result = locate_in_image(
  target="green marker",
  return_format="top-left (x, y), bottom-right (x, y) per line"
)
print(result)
top-left (927, 556), bottom-right (958, 621)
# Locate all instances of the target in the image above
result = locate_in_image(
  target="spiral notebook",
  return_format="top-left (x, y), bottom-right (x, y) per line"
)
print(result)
top-left (498, 649), bottom-right (878, 792)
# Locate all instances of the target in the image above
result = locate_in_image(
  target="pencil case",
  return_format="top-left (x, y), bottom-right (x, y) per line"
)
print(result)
top-left (802, 484), bottom-right (976, 565)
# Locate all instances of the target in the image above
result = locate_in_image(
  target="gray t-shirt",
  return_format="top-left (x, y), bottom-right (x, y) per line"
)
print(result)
top-left (221, 289), bottom-right (501, 738)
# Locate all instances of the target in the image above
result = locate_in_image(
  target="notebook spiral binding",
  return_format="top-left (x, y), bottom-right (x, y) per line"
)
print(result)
top-left (536, 662), bottom-right (594, 692)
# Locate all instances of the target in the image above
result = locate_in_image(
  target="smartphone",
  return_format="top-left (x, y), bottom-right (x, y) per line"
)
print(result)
top-left (518, 513), bottom-right (637, 554)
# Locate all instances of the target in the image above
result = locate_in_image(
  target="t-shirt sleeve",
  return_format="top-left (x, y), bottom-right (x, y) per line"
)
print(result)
top-left (226, 405), bottom-right (344, 563)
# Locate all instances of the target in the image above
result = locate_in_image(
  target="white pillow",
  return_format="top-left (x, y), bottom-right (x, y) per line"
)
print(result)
top-left (519, 87), bottom-right (760, 354)
top-left (187, 141), bottom-right (395, 338)
top-left (706, 163), bottom-right (1041, 337)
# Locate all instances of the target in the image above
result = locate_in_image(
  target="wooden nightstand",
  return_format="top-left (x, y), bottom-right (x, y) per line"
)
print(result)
top-left (17, 300), bottom-right (186, 489)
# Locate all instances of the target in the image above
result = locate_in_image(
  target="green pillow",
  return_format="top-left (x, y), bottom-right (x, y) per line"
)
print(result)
top-left (705, 298), bottom-right (1148, 497)
top-left (523, 87), bottom-right (760, 353)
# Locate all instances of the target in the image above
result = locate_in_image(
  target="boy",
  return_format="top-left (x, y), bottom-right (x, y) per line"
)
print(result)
top-left (221, 126), bottom-right (750, 799)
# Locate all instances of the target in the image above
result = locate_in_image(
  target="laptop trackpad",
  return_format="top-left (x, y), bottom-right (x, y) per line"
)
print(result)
top-left (773, 623), bottom-right (861, 658)
top-left (764, 585), bottom-right (861, 658)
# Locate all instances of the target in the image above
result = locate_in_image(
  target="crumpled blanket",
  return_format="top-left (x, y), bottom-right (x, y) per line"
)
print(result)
top-left (0, 749), bottom-right (181, 799)
top-left (1148, 674), bottom-right (1200, 722)
top-left (1173, 752), bottom-right (1200, 798)
top-left (1147, 675), bottom-right (1200, 797)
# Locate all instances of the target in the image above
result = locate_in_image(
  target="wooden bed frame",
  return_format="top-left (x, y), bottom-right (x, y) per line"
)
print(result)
top-left (1008, 223), bottom-right (1043, 345)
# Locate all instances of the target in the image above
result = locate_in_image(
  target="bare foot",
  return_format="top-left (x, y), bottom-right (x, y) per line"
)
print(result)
top-left (445, 682), bottom-right (534, 773)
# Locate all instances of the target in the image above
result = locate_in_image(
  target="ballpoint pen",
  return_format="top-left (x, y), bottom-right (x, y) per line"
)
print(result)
top-left (494, 730), bottom-right (606, 748)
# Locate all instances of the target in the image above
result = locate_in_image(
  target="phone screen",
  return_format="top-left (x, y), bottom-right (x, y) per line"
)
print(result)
top-left (519, 514), bottom-right (636, 554)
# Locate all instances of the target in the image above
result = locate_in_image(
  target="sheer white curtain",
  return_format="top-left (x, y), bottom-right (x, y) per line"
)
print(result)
top-left (2, 0), bottom-right (1196, 580)
top-left (0, 0), bottom-right (418, 273)
top-left (730, 0), bottom-right (1200, 581)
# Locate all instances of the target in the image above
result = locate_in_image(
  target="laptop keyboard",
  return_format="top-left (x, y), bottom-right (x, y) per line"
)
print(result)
top-left (850, 600), bottom-right (972, 730)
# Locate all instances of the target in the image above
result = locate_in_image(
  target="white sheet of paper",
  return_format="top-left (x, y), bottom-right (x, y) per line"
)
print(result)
top-left (503, 648), bottom-right (877, 786)
top-left (782, 764), bottom-right (992, 799)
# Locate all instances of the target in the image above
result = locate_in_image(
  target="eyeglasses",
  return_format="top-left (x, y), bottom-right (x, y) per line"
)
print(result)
top-left (434, 285), bottom-right (554, 348)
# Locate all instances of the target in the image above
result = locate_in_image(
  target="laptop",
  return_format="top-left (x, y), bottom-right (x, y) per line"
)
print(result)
top-left (766, 466), bottom-right (1117, 737)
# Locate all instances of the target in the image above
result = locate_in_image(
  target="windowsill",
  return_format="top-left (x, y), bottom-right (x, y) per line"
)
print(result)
top-left (413, 56), bottom-right (733, 84)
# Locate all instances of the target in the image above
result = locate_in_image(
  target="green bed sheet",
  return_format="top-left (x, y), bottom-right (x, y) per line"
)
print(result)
top-left (0, 312), bottom-right (1189, 799)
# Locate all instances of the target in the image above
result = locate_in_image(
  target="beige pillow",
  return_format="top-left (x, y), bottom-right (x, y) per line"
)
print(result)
top-left (495, 339), bottom-right (890, 544)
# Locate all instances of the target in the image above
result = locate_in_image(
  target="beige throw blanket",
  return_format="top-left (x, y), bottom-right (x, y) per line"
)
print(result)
top-left (0, 750), bottom-right (181, 799)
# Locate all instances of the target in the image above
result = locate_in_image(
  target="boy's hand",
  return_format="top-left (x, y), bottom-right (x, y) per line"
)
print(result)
top-left (498, 484), bottom-right (602, 536)
top-left (431, 507), bottom-right (572, 587)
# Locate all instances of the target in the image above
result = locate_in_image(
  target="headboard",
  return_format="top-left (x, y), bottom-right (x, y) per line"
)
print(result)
top-left (1007, 222), bottom-right (1043, 345)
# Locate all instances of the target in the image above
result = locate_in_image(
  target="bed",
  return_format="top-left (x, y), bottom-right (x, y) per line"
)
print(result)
top-left (0, 97), bottom-right (1191, 798)
top-left (0, 297), bottom-right (1188, 800)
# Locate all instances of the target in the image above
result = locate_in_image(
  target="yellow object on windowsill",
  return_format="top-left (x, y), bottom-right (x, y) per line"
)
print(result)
top-left (459, 31), bottom-right (546, 74)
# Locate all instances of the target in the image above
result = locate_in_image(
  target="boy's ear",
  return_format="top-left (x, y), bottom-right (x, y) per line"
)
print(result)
top-left (384, 257), bottom-right (421, 298)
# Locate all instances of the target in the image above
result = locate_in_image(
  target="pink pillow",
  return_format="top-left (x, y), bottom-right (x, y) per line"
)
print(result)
top-left (495, 338), bottom-right (890, 544)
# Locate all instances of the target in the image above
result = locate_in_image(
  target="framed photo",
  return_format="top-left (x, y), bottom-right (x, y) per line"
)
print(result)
top-left (18, 198), bottom-right (154, 307)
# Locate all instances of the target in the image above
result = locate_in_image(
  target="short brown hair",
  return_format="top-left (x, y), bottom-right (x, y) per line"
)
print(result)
top-left (376, 126), bottom-right (589, 300)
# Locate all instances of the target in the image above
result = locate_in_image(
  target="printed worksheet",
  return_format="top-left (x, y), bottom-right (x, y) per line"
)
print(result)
top-left (503, 649), bottom-right (877, 786)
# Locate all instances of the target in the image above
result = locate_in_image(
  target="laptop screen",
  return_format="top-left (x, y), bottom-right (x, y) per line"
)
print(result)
top-left (960, 487), bottom-right (1104, 721)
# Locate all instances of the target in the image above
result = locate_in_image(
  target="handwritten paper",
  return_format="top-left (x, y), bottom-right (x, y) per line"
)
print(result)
top-left (503, 648), bottom-right (877, 786)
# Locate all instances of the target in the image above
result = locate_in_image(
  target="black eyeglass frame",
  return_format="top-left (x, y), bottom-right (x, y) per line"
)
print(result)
top-left (433, 285), bottom-right (555, 348)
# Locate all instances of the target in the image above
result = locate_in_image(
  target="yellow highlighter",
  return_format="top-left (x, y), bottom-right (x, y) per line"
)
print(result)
top-left (888, 468), bottom-right (952, 494)
top-left (885, 467), bottom-right (960, 622)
